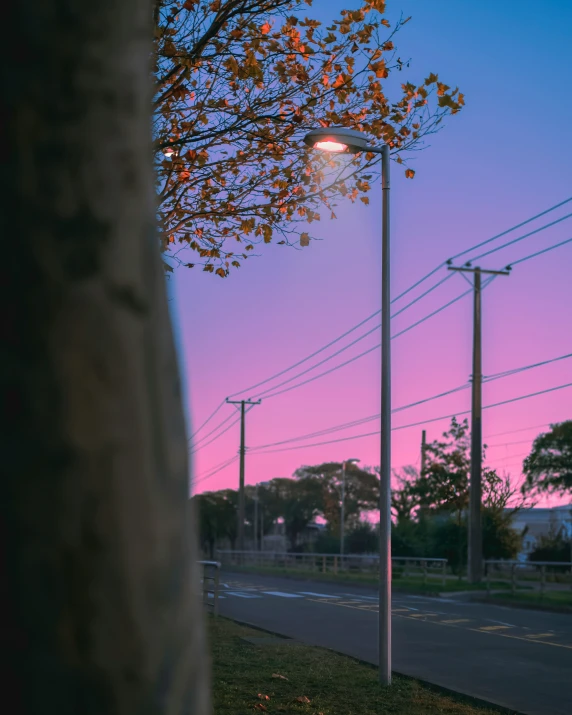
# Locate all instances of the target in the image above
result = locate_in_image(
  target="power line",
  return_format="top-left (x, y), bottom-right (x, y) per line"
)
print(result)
top-left (260, 287), bottom-right (476, 401)
top-left (466, 212), bottom-right (572, 263)
top-left (448, 196), bottom-right (572, 262)
top-left (190, 403), bottom-right (258, 456)
top-left (249, 381), bottom-right (572, 455)
top-left (193, 197), bottom-right (572, 437)
top-left (485, 438), bottom-right (540, 448)
top-left (251, 275), bottom-right (458, 400)
top-left (485, 422), bottom-right (551, 438)
top-left (485, 351), bottom-right (572, 381)
top-left (189, 400), bottom-right (225, 440)
top-left (189, 409), bottom-right (237, 450)
top-left (249, 350), bottom-right (572, 452)
top-left (506, 236), bottom-right (572, 268)
top-left (193, 455), bottom-right (239, 488)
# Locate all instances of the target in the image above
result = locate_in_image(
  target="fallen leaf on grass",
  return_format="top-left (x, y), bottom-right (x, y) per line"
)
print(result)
top-left (272, 673), bottom-right (288, 680)
top-left (257, 694), bottom-right (270, 700)
top-left (253, 705), bottom-right (267, 712)
top-left (295, 696), bottom-right (311, 704)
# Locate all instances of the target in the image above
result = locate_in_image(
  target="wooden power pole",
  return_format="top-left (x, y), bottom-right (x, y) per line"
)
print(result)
top-left (226, 398), bottom-right (261, 552)
top-left (448, 264), bottom-right (510, 583)
top-left (421, 430), bottom-right (427, 477)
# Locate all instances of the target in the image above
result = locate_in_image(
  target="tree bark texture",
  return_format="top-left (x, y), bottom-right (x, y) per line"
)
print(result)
top-left (0, 2), bottom-right (210, 713)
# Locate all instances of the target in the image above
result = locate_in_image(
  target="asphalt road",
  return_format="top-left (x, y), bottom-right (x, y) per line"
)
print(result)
top-left (217, 571), bottom-right (572, 715)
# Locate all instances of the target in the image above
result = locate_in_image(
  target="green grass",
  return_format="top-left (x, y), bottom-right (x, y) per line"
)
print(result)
top-left (492, 590), bottom-right (572, 608)
top-left (226, 564), bottom-right (513, 593)
top-left (209, 615), bottom-right (502, 715)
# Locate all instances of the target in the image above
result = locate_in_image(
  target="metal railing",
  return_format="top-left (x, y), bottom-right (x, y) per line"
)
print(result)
top-left (485, 559), bottom-right (572, 597)
top-left (216, 550), bottom-right (448, 587)
top-left (198, 560), bottom-right (221, 616)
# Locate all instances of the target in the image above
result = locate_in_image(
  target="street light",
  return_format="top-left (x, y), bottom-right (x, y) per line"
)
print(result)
top-left (340, 458), bottom-right (360, 558)
top-left (304, 126), bottom-right (392, 686)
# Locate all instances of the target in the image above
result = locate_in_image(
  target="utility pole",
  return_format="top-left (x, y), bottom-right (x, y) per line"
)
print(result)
top-left (421, 430), bottom-right (427, 477)
top-left (226, 398), bottom-right (261, 553)
top-left (447, 264), bottom-right (510, 583)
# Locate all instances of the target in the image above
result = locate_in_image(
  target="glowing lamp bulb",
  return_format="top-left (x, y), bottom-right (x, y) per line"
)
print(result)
top-left (314, 140), bottom-right (347, 152)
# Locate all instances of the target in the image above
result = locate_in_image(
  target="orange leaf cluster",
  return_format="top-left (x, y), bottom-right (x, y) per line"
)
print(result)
top-left (153, 0), bottom-right (464, 276)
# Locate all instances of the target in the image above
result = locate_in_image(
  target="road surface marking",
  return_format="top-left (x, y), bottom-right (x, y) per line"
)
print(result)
top-left (407, 612), bottom-right (438, 619)
top-left (342, 594), bottom-right (378, 601)
top-left (526, 632), bottom-right (555, 639)
top-left (441, 618), bottom-right (471, 624)
top-left (298, 592), bottom-right (341, 598)
top-left (480, 625), bottom-right (511, 631)
top-left (306, 598), bottom-right (374, 612)
top-left (392, 608), bottom-right (410, 613)
top-left (225, 592), bottom-right (263, 598)
top-left (263, 591), bottom-right (304, 598)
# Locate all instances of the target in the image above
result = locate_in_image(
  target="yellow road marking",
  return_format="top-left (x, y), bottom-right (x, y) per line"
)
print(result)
top-left (526, 632), bottom-right (555, 639)
top-left (303, 600), bottom-right (572, 649)
top-left (408, 612), bottom-right (438, 618)
top-left (480, 625), bottom-right (511, 631)
top-left (392, 608), bottom-right (410, 613)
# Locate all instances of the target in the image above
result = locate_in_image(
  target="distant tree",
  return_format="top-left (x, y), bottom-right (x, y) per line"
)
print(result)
top-left (522, 421), bottom-right (572, 496)
top-left (391, 465), bottom-right (420, 523)
top-left (192, 489), bottom-right (238, 555)
top-left (153, 0), bottom-right (464, 276)
top-left (266, 476), bottom-right (322, 549)
top-left (529, 531), bottom-right (571, 563)
top-left (482, 510), bottom-right (521, 562)
top-left (295, 461), bottom-right (379, 533)
top-left (346, 522), bottom-right (378, 553)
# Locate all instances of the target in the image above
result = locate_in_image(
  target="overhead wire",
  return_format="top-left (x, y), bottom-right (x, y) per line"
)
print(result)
top-left (190, 197), bottom-right (572, 448)
top-left (447, 196), bottom-right (572, 262)
top-left (506, 236), bottom-right (572, 268)
top-left (189, 400), bottom-right (225, 440)
top-left (248, 381), bottom-right (572, 455)
top-left (464, 212), bottom-right (572, 263)
top-left (247, 349), bottom-right (572, 451)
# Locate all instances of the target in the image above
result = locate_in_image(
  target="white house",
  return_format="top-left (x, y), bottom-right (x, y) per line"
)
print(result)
top-left (506, 504), bottom-right (572, 561)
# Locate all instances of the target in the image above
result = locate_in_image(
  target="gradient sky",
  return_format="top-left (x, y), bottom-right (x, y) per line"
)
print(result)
top-left (172, 0), bottom-right (572, 509)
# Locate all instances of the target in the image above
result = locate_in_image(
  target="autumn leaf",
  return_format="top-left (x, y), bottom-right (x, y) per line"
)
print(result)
top-left (272, 673), bottom-right (288, 680)
top-left (405, 168), bottom-right (415, 179)
top-left (153, 0), bottom-right (464, 277)
top-left (295, 695), bottom-right (311, 703)
top-left (360, 196), bottom-right (369, 205)
top-left (253, 705), bottom-right (267, 712)
top-left (257, 694), bottom-right (270, 700)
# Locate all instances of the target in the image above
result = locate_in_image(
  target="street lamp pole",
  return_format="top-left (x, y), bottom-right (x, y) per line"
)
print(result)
top-left (379, 142), bottom-right (391, 686)
top-left (303, 128), bottom-right (391, 685)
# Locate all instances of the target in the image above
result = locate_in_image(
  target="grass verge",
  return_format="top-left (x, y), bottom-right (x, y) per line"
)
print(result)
top-left (225, 564), bottom-right (513, 593)
top-left (209, 615), bottom-right (506, 715)
top-left (490, 590), bottom-right (572, 610)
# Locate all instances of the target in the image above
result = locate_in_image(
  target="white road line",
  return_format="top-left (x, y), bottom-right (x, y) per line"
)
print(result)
top-left (225, 592), bottom-right (263, 599)
top-left (342, 594), bottom-right (378, 601)
top-left (298, 592), bottom-right (341, 598)
top-left (263, 591), bottom-right (304, 598)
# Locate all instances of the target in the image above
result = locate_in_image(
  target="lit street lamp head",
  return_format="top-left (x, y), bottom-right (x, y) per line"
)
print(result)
top-left (303, 127), bottom-right (382, 154)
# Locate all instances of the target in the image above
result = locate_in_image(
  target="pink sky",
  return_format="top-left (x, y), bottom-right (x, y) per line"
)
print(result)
top-left (171, 1), bottom-right (572, 510)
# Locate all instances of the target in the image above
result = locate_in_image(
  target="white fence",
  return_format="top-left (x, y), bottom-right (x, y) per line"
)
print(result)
top-left (216, 550), bottom-right (448, 586)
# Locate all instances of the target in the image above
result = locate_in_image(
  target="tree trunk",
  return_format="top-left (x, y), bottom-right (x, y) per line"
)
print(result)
top-left (1, 1), bottom-right (209, 713)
